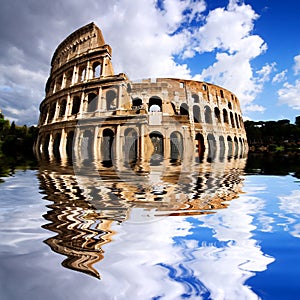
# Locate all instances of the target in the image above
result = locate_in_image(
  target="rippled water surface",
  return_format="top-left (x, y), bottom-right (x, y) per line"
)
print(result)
top-left (0, 155), bottom-right (300, 300)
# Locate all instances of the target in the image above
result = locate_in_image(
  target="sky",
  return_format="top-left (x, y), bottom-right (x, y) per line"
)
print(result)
top-left (0, 0), bottom-right (300, 125)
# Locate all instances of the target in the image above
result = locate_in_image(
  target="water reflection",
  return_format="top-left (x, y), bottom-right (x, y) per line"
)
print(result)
top-left (38, 148), bottom-right (248, 279)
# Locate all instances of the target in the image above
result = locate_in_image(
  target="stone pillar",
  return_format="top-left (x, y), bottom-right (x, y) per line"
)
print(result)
top-left (59, 128), bottom-right (68, 161)
top-left (65, 93), bottom-right (71, 118)
top-left (93, 126), bottom-right (99, 160)
top-left (72, 65), bottom-right (78, 85)
top-left (79, 91), bottom-right (85, 117)
top-left (97, 87), bottom-right (102, 111)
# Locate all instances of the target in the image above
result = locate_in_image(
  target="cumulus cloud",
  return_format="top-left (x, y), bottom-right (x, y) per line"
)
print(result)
top-left (272, 70), bottom-right (287, 84)
top-left (293, 54), bottom-right (300, 75)
top-left (0, 0), bottom-right (268, 124)
top-left (278, 80), bottom-right (300, 110)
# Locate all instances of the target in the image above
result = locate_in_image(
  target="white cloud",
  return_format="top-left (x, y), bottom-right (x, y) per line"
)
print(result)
top-left (272, 70), bottom-right (287, 83)
top-left (278, 80), bottom-right (300, 110)
top-left (293, 54), bottom-right (300, 75)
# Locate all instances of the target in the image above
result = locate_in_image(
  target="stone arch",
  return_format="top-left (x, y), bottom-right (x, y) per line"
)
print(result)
top-left (102, 128), bottom-right (115, 162)
top-left (223, 108), bottom-right (229, 124)
top-left (192, 93), bottom-right (199, 103)
top-left (214, 107), bottom-right (221, 123)
top-left (81, 130), bottom-right (93, 160)
top-left (204, 105), bottom-right (212, 124)
top-left (132, 97), bottom-right (142, 109)
top-left (149, 96), bottom-right (162, 112)
top-left (195, 133), bottom-right (205, 161)
top-left (219, 136), bottom-right (225, 161)
top-left (71, 96), bottom-right (81, 115)
top-left (65, 69), bottom-right (73, 87)
top-left (230, 112), bottom-right (235, 128)
top-left (58, 99), bottom-right (67, 118)
top-left (227, 136), bottom-right (233, 158)
top-left (170, 131), bottom-right (183, 160)
top-left (124, 128), bottom-right (138, 164)
top-left (48, 102), bottom-right (56, 123)
top-left (193, 105), bottom-right (201, 123)
top-left (234, 136), bottom-right (239, 157)
top-left (66, 131), bottom-right (74, 161)
top-left (207, 134), bottom-right (216, 162)
top-left (78, 65), bottom-right (86, 82)
top-left (56, 75), bottom-right (63, 91)
top-left (180, 103), bottom-right (189, 115)
top-left (92, 61), bottom-right (101, 78)
top-left (87, 92), bottom-right (98, 112)
top-left (106, 89), bottom-right (117, 110)
top-left (53, 132), bottom-right (61, 160)
top-left (149, 131), bottom-right (164, 157)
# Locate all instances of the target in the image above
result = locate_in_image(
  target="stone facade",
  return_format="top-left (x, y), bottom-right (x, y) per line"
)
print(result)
top-left (35, 22), bottom-right (248, 164)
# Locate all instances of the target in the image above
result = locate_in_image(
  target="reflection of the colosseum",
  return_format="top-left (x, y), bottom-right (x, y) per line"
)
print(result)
top-left (38, 150), bottom-right (247, 279)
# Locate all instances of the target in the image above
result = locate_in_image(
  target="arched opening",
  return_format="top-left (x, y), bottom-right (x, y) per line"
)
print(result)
top-left (78, 65), bottom-right (86, 82)
top-left (220, 90), bottom-right (224, 98)
top-left (132, 98), bottom-right (142, 109)
top-left (227, 136), bottom-right (233, 158)
top-left (193, 105), bottom-right (201, 123)
top-left (66, 131), bottom-right (74, 162)
top-left (192, 93), bottom-right (199, 103)
top-left (53, 133), bottom-right (61, 160)
top-left (102, 129), bottom-right (115, 164)
top-left (223, 109), bottom-right (229, 124)
top-left (43, 134), bottom-right (50, 157)
top-left (219, 136), bottom-right (225, 161)
top-left (56, 75), bottom-right (63, 91)
top-left (235, 113), bottom-right (240, 128)
top-left (207, 134), bottom-right (216, 162)
top-left (180, 103), bottom-right (189, 115)
top-left (58, 99), bottom-right (67, 118)
top-left (87, 93), bottom-right (98, 112)
top-left (93, 62), bottom-right (101, 78)
top-left (170, 131), bottom-right (183, 161)
top-left (195, 133), bottom-right (205, 162)
top-left (149, 97), bottom-right (162, 112)
top-left (204, 106), bottom-right (212, 124)
top-left (81, 130), bottom-right (93, 161)
top-left (106, 89), bottom-right (117, 110)
top-left (234, 136), bottom-right (239, 157)
top-left (214, 107), bottom-right (221, 123)
top-left (124, 128), bottom-right (138, 164)
top-left (48, 103), bottom-right (56, 123)
top-left (230, 112), bottom-right (235, 128)
top-left (71, 96), bottom-right (80, 115)
top-left (239, 137), bottom-right (243, 157)
top-left (65, 70), bottom-right (73, 87)
top-left (149, 131), bottom-right (164, 164)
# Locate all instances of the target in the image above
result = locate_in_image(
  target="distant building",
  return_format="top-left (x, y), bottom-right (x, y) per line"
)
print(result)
top-left (35, 23), bottom-right (248, 163)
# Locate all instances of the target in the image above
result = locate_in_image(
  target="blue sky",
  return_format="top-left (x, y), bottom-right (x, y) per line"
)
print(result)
top-left (0, 0), bottom-right (300, 125)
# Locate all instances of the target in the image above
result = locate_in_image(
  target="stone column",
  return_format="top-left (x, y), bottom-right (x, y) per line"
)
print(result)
top-left (72, 65), bottom-right (78, 85)
top-left (65, 93), bottom-right (71, 118)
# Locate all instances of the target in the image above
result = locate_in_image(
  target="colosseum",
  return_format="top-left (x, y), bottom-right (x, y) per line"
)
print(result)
top-left (35, 22), bottom-right (248, 166)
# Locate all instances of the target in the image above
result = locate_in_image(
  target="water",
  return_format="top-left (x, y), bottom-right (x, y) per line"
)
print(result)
top-left (0, 154), bottom-right (300, 300)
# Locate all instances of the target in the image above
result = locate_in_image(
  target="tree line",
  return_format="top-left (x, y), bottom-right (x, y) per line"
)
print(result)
top-left (244, 116), bottom-right (300, 152)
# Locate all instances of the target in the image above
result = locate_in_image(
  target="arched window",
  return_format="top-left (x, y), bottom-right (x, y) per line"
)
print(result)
top-left (102, 129), bottom-right (115, 162)
top-left (192, 93), bottom-right (199, 103)
top-left (149, 97), bottom-right (162, 112)
top-left (81, 130), bottom-right (93, 160)
top-left (214, 107), bottom-right (221, 123)
top-left (207, 134), bottom-right (216, 162)
top-left (78, 65), bottom-right (86, 82)
top-left (124, 128), bottom-right (138, 163)
top-left (149, 131), bottom-right (164, 163)
top-left (180, 103), bottom-right (189, 115)
top-left (234, 136), bottom-right (239, 157)
top-left (195, 133), bottom-right (205, 162)
top-left (53, 133), bottom-right (61, 160)
top-left (227, 136), bottom-right (233, 158)
top-left (56, 75), bottom-right (63, 91)
top-left (219, 136), bottom-right (225, 161)
top-left (65, 70), bottom-right (73, 87)
top-left (71, 96), bottom-right (80, 115)
top-left (204, 106), bottom-right (212, 124)
top-left (193, 105), bottom-right (201, 123)
top-left (106, 89), bottom-right (117, 110)
top-left (66, 131), bottom-right (74, 161)
top-left (230, 112), bottom-right (235, 128)
top-left (48, 103), bottom-right (56, 123)
top-left (58, 99), bottom-right (66, 118)
top-left (223, 109), bottom-right (229, 124)
top-left (93, 62), bottom-right (101, 78)
top-left (132, 98), bottom-right (142, 109)
top-left (87, 93), bottom-right (98, 112)
top-left (220, 90), bottom-right (224, 98)
top-left (170, 131), bottom-right (183, 160)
